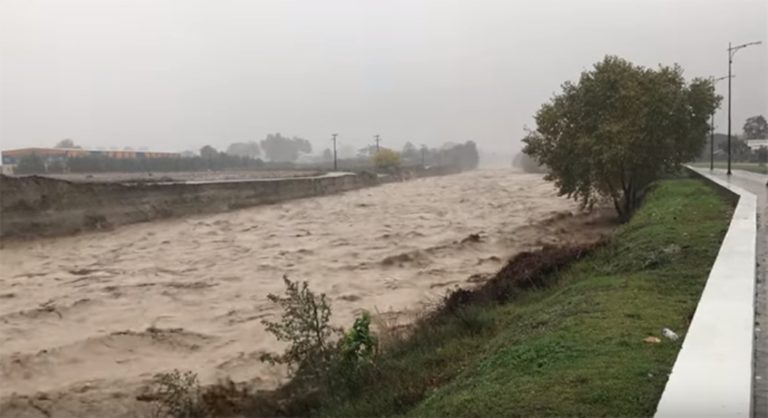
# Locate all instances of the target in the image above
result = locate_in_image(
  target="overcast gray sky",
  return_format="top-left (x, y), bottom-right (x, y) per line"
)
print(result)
top-left (1, 0), bottom-right (766, 157)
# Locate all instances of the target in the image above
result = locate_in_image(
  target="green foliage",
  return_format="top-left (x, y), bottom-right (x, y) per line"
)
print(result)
top-left (372, 148), bottom-right (402, 171)
top-left (46, 159), bottom-right (67, 174)
top-left (340, 311), bottom-right (378, 365)
top-left (259, 279), bottom-right (384, 405)
top-left (311, 178), bottom-right (731, 417)
top-left (450, 141), bottom-right (479, 170)
top-left (756, 147), bottom-right (768, 165)
top-left (448, 305), bottom-right (495, 334)
top-left (416, 142), bottom-right (479, 170)
top-left (225, 141), bottom-right (261, 159)
top-left (512, 151), bottom-right (546, 173)
top-left (743, 115), bottom-right (768, 139)
top-left (327, 311), bottom-right (380, 396)
top-left (141, 371), bottom-right (249, 418)
top-left (59, 153), bottom-right (264, 173)
top-left (718, 136), bottom-right (753, 161)
top-left (401, 142), bottom-right (420, 164)
top-left (15, 154), bottom-right (46, 174)
top-left (146, 370), bottom-right (210, 418)
top-left (54, 138), bottom-right (79, 149)
top-left (199, 145), bottom-right (218, 160)
top-left (261, 276), bottom-right (341, 382)
top-left (260, 133), bottom-right (312, 162)
top-left (523, 56), bottom-right (721, 222)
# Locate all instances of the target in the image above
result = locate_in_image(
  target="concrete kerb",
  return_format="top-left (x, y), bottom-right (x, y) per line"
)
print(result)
top-left (655, 167), bottom-right (757, 417)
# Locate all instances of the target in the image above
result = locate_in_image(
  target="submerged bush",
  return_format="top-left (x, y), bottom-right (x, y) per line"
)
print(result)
top-left (261, 278), bottom-right (381, 399)
top-left (260, 276), bottom-right (341, 383)
top-left (139, 370), bottom-right (248, 418)
top-left (143, 370), bottom-right (209, 418)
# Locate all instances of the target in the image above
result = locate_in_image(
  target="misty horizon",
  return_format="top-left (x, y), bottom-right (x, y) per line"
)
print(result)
top-left (1, 0), bottom-right (767, 157)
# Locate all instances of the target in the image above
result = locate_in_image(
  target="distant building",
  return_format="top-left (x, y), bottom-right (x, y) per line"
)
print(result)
top-left (0, 147), bottom-right (180, 173)
top-left (746, 139), bottom-right (768, 151)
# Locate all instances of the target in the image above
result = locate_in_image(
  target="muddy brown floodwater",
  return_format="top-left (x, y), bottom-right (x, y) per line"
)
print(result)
top-left (0, 169), bottom-right (609, 417)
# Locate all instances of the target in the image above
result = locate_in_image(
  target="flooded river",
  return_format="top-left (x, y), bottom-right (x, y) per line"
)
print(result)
top-left (0, 169), bottom-right (595, 417)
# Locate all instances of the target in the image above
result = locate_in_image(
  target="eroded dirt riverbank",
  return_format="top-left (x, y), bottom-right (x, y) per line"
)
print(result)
top-left (0, 169), bottom-right (614, 417)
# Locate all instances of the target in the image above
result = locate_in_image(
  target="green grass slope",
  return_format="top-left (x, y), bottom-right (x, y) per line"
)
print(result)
top-left (318, 178), bottom-right (733, 417)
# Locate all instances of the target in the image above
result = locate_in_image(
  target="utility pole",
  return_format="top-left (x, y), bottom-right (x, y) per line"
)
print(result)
top-left (374, 135), bottom-right (381, 152)
top-left (727, 40), bottom-right (762, 175)
top-left (710, 75), bottom-right (731, 171)
top-left (331, 133), bottom-right (338, 171)
top-left (710, 111), bottom-right (715, 171)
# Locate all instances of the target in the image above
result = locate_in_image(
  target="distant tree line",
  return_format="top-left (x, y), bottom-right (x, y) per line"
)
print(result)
top-left (14, 152), bottom-right (269, 175)
top-left (512, 151), bottom-right (546, 173)
top-left (12, 133), bottom-right (316, 175)
top-left (321, 140), bottom-right (478, 171)
top-left (12, 136), bottom-right (480, 175)
top-left (694, 115), bottom-right (768, 164)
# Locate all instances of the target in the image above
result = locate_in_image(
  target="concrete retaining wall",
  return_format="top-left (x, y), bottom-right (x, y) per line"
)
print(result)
top-left (0, 172), bottom-right (379, 239)
top-left (655, 168), bottom-right (757, 417)
top-left (0, 165), bottom-right (465, 239)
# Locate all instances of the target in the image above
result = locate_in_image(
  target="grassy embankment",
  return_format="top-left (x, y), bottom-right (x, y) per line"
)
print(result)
top-left (312, 178), bottom-right (733, 417)
top-left (691, 161), bottom-right (768, 174)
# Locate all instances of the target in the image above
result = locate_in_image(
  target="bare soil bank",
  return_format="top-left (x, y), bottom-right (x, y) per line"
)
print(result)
top-left (0, 170), bottom-right (615, 417)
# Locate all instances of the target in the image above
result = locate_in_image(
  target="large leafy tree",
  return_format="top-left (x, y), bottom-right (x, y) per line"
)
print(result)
top-left (260, 133), bottom-right (312, 162)
top-left (226, 141), bottom-right (261, 159)
top-left (743, 115), bottom-right (768, 139)
top-left (199, 145), bottom-right (218, 160)
top-left (401, 142), bottom-right (419, 163)
top-left (523, 56), bottom-right (720, 222)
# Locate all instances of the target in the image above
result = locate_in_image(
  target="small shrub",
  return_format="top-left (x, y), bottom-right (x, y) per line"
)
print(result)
top-left (340, 311), bottom-right (378, 364)
top-left (333, 312), bottom-right (380, 394)
top-left (261, 276), bottom-right (341, 383)
top-left (261, 279), bottom-right (384, 402)
top-left (143, 370), bottom-right (209, 418)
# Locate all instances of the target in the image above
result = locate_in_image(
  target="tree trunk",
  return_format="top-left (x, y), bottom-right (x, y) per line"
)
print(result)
top-left (620, 187), bottom-right (638, 223)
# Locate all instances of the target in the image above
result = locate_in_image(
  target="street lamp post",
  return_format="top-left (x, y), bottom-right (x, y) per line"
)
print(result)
top-left (710, 75), bottom-right (731, 171)
top-left (331, 133), bottom-right (338, 171)
top-left (727, 40), bottom-right (762, 175)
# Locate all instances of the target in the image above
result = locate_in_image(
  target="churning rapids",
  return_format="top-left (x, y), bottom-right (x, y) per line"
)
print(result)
top-left (0, 169), bottom-right (609, 417)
